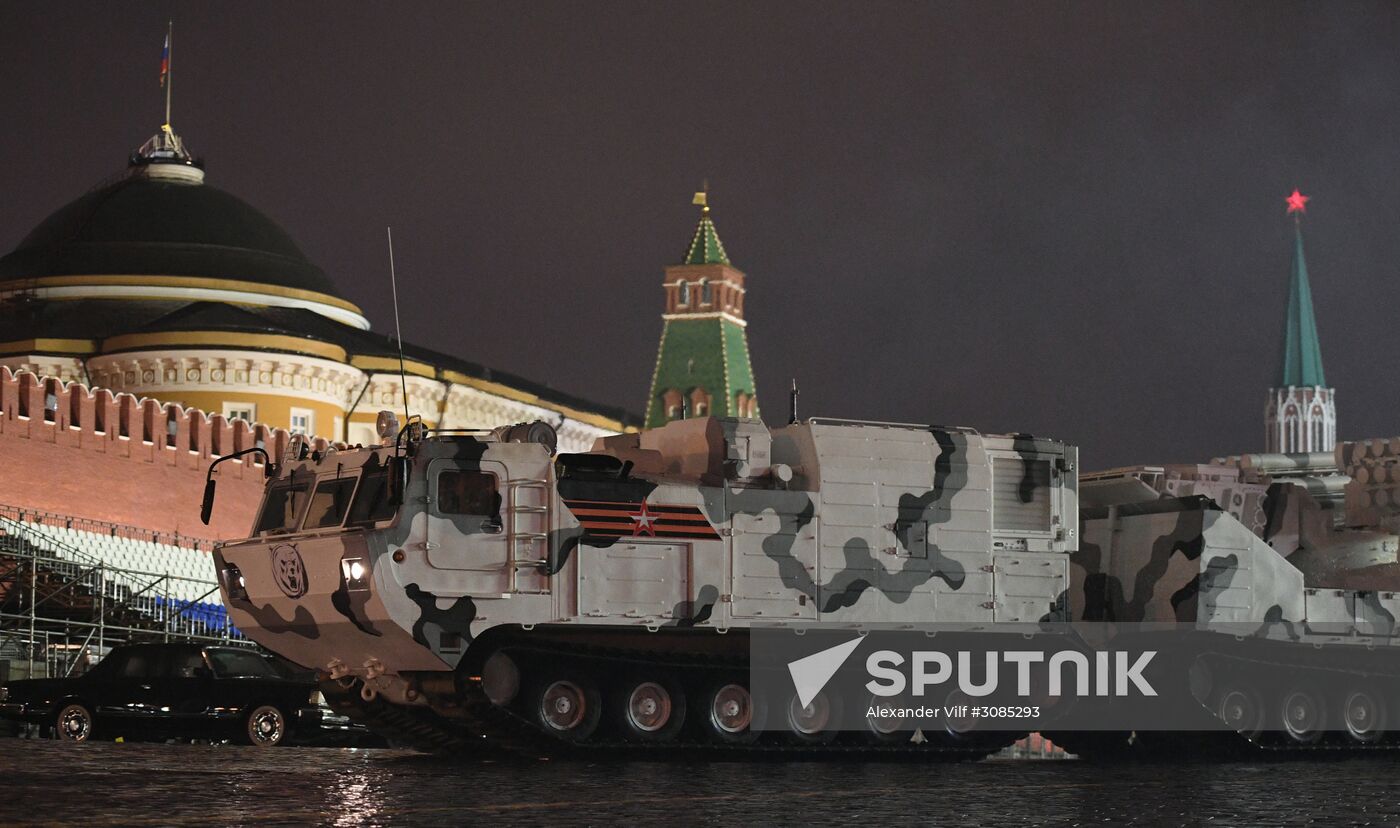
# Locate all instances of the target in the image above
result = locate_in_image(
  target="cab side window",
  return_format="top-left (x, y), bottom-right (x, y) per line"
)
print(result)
top-left (437, 469), bottom-right (501, 530)
top-left (348, 468), bottom-right (397, 525)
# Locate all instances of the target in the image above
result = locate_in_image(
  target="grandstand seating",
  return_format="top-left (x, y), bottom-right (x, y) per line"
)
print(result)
top-left (0, 508), bottom-right (241, 642)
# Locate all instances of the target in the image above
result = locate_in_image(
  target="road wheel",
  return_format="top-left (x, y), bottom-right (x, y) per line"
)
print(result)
top-left (1279, 687), bottom-right (1326, 744)
top-left (865, 693), bottom-right (913, 744)
top-left (785, 689), bottom-right (840, 745)
top-left (528, 676), bottom-right (601, 742)
top-left (942, 689), bottom-right (978, 742)
top-left (55, 702), bottom-right (94, 743)
top-left (701, 681), bottom-right (760, 744)
top-left (616, 677), bottom-right (686, 742)
top-left (1341, 687), bottom-right (1387, 744)
top-left (244, 704), bottom-right (287, 747)
top-left (1216, 685), bottom-right (1264, 740)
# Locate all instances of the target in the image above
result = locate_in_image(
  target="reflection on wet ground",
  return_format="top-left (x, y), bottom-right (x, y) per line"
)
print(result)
top-left (0, 739), bottom-right (1394, 826)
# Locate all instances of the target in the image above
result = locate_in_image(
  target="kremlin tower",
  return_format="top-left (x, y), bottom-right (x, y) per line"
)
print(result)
top-left (1265, 190), bottom-right (1336, 454)
top-left (644, 191), bottom-right (759, 428)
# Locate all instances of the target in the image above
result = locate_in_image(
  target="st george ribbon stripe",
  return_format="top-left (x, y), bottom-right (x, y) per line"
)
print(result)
top-left (562, 499), bottom-right (721, 539)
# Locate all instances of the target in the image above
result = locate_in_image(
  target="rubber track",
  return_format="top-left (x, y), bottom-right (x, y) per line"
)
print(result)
top-left (1201, 645), bottom-right (1400, 754)
top-left (1050, 643), bottom-right (1400, 759)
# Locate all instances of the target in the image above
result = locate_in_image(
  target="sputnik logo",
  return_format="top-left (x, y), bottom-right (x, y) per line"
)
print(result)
top-left (788, 637), bottom-right (865, 708)
top-left (632, 501), bottom-right (659, 536)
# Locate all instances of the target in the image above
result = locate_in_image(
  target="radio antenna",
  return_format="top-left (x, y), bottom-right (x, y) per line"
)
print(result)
top-left (386, 227), bottom-right (411, 425)
top-left (789, 378), bottom-right (800, 425)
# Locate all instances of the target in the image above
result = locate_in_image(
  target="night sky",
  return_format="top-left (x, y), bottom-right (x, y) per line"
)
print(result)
top-left (4, 2), bottom-right (1399, 470)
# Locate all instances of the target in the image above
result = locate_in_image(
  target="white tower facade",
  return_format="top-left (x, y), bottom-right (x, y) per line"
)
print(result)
top-left (1265, 386), bottom-right (1336, 454)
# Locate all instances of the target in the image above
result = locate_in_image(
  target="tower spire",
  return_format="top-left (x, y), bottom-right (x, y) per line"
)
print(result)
top-left (684, 183), bottom-right (730, 265)
top-left (1266, 189), bottom-right (1335, 454)
top-left (1280, 217), bottom-right (1325, 387)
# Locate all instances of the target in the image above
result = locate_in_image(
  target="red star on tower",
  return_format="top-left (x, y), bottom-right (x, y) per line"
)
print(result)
top-left (1285, 189), bottom-right (1309, 216)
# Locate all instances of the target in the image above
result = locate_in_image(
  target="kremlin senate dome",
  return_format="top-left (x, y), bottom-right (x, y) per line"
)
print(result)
top-left (0, 163), bottom-right (349, 310)
top-left (0, 127), bottom-right (636, 450)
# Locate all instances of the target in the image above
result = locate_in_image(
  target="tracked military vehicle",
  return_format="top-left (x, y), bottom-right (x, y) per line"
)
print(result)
top-left (1047, 445), bottom-right (1400, 757)
top-left (206, 413), bottom-right (1077, 756)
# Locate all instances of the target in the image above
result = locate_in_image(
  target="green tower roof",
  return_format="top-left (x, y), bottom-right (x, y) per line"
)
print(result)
top-left (1279, 222), bottom-right (1326, 387)
top-left (683, 208), bottom-right (730, 265)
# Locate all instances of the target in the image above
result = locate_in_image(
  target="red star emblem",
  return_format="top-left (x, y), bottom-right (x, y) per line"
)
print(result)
top-left (632, 501), bottom-right (658, 536)
top-left (1285, 189), bottom-right (1309, 215)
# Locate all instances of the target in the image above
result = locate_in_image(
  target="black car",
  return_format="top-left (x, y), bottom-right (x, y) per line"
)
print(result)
top-left (0, 642), bottom-right (323, 747)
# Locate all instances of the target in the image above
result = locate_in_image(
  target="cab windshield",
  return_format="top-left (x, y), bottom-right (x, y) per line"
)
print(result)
top-left (254, 477), bottom-right (313, 533)
top-left (304, 475), bottom-right (359, 529)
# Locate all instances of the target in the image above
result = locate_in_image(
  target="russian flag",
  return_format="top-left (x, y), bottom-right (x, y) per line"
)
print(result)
top-left (159, 32), bottom-right (170, 87)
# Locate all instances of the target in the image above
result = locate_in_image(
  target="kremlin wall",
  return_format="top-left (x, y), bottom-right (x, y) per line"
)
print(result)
top-left (0, 365), bottom-right (296, 543)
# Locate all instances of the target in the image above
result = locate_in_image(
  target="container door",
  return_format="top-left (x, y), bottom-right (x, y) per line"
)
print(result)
top-left (425, 458), bottom-right (510, 595)
top-left (578, 541), bottom-right (690, 620)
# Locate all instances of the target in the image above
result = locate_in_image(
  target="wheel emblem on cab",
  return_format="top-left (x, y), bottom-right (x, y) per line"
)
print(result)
top-left (270, 544), bottom-right (308, 598)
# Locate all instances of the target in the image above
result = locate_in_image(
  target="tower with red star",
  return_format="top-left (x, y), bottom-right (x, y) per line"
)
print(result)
top-left (1265, 189), bottom-right (1336, 454)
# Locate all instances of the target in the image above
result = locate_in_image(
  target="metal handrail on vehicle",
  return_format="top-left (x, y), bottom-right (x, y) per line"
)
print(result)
top-left (805, 417), bottom-right (983, 434)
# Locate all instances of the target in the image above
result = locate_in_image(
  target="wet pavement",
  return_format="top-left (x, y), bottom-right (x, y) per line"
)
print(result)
top-left (0, 738), bottom-right (1394, 826)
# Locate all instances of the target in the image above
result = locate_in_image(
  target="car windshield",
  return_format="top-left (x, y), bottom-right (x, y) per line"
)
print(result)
top-left (206, 648), bottom-right (279, 678)
top-left (263, 654), bottom-right (314, 681)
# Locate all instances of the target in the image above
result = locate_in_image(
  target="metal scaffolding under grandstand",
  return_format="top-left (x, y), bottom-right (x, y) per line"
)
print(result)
top-left (0, 507), bottom-right (245, 682)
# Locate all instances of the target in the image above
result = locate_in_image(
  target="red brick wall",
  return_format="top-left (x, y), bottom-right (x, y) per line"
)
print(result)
top-left (0, 367), bottom-right (327, 543)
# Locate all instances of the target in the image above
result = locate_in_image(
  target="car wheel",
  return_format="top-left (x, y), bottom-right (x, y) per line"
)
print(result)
top-left (55, 702), bottom-right (94, 743)
top-left (244, 704), bottom-right (287, 748)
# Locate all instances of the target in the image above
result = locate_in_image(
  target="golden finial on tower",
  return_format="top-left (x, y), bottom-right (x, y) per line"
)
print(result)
top-left (693, 180), bottom-right (709, 213)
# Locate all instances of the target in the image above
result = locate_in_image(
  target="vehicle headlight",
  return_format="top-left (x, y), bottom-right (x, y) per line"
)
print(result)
top-left (309, 690), bottom-right (325, 706)
top-left (341, 558), bottom-right (370, 591)
top-left (221, 563), bottom-right (248, 601)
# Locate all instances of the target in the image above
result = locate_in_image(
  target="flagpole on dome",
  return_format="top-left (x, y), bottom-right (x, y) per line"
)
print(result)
top-left (161, 21), bottom-right (173, 135)
top-left (132, 21), bottom-right (198, 174)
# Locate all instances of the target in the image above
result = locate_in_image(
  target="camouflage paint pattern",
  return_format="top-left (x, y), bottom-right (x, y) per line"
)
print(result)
top-left (214, 416), bottom-right (1077, 690)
